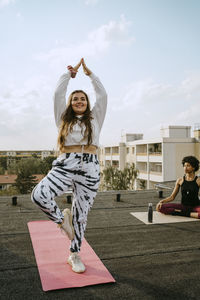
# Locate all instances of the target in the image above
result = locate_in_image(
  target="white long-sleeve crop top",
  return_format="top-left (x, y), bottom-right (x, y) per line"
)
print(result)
top-left (53, 71), bottom-right (107, 147)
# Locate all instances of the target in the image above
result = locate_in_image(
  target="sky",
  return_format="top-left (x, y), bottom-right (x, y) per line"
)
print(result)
top-left (0, 0), bottom-right (200, 150)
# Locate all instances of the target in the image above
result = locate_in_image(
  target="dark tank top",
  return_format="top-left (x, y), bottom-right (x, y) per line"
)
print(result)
top-left (181, 175), bottom-right (200, 206)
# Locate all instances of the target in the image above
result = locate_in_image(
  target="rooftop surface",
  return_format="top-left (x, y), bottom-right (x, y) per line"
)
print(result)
top-left (1, 189), bottom-right (200, 300)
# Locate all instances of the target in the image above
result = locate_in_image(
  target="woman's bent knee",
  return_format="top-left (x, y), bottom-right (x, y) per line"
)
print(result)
top-left (31, 184), bottom-right (40, 204)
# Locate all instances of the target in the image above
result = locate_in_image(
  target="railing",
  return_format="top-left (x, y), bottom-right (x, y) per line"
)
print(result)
top-left (138, 170), bottom-right (147, 174)
top-left (150, 171), bottom-right (162, 175)
top-left (149, 152), bottom-right (162, 156)
top-left (154, 184), bottom-right (172, 190)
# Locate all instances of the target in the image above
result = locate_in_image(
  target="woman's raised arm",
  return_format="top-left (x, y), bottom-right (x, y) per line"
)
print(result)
top-left (54, 60), bottom-right (82, 128)
top-left (81, 58), bottom-right (107, 129)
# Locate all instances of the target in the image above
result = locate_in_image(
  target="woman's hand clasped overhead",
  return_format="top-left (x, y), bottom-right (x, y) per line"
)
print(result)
top-left (67, 58), bottom-right (92, 78)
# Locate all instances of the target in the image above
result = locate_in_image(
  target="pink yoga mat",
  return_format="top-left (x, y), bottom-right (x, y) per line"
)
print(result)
top-left (28, 221), bottom-right (115, 291)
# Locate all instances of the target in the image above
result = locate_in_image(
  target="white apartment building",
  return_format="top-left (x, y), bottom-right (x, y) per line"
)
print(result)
top-left (99, 125), bottom-right (200, 190)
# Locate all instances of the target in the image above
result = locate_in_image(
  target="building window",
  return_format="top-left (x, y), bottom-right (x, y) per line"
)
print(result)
top-left (127, 148), bottom-right (129, 154)
top-left (105, 147), bottom-right (111, 154)
top-left (105, 160), bottom-right (111, 167)
top-left (112, 147), bottom-right (119, 154)
top-left (149, 143), bottom-right (162, 154)
top-left (132, 147), bottom-right (135, 154)
top-left (112, 160), bottom-right (119, 168)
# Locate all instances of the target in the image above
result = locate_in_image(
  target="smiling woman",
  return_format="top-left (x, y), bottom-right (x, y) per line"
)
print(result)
top-left (71, 92), bottom-right (88, 115)
top-left (57, 86), bottom-right (93, 152)
top-left (31, 58), bottom-right (107, 274)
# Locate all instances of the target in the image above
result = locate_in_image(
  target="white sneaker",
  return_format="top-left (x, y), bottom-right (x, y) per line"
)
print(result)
top-left (67, 252), bottom-right (86, 273)
top-left (58, 208), bottom-right (74, 240)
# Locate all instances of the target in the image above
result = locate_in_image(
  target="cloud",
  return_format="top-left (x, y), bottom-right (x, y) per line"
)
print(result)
top-left (119, 71), bottom-right (200, 110)
top-left (0, 0), bottom-right (15, 8)
top-left (16, 11), bottom-right (23, 19)
top-left (89, 14), bottom-right (134, 46)
top-left (174, 102), bottom-right (200, 123)
top-left (110, 79), bottom-right (173, 113)
top-left (105, 71), bottom-right (200, 141)
top-left (175, 72), bottom-right (200, 99)
top-left (34, 15), bottom-right (135, 69)
top-left (84, 0), bottom-right (99, 5)
top-left (0, 74), bottom-right (58, 149)
top-left (1, 71), bottom-right (200, 149)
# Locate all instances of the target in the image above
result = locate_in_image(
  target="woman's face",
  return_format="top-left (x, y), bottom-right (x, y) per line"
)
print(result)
top-left (184, 162), bottom-right (195, 174)
top-left (71, 92), bottom-right (88, 115)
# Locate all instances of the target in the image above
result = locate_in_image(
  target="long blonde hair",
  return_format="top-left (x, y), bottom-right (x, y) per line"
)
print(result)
top-left (57, 90), bottom-right (93, 152)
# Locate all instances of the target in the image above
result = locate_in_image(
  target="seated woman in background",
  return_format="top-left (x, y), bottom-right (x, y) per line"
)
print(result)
top-left (156, 156), bottom-right (200, 219)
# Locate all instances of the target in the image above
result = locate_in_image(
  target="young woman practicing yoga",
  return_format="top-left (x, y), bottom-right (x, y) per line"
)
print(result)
top-left (31, 58), bottom-right (107, 273)
top-left (156, 156), bottom-right (200, 219)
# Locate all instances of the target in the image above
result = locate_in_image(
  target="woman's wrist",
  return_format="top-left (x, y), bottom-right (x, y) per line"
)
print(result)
top-left (161, 198), bottom-right (171, 204)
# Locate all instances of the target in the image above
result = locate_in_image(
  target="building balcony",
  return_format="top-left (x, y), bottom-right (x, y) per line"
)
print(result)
top-left (149, 152), bottom-right (162, 155)
top-left (138, 170), bottom-right (147, 174)
top-left (112, 161), bottom-right (119, 168)
top-left (136, 152), bottom-right (147, 156)
top-left (150, 171), bottom-right (162, 175)
top-left (112, 155), bottom-right (119, 160)
top-left (105, 155), bottom-right (112, 160)
top-left (136, 154), bottom-right (148, 162)
top-left (105, 161), bottom-right (111, 167)
top-left (149, 154), bottom-right (162, 162)
top-left (149, 172), bottom-right (163, 182)
top-left (138, 171), bottom-right (148, 180)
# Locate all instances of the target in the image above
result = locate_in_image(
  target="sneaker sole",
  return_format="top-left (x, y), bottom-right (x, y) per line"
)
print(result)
top-left (62, 208), bottom-right (75, 240)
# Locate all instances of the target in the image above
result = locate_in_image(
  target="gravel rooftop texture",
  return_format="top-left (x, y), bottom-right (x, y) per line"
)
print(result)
top-left (1, 189), bottom-right (200, 300)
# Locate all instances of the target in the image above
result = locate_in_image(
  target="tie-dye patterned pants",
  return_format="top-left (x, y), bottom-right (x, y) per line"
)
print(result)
top-left (31, 152), bottom-right (100, 252)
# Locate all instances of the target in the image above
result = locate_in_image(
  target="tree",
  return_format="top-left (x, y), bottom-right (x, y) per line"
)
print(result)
top-left (7, 160), bottom-right (18, 174)
top-left (40, 156), bottom-right (55, 174)
top-left (125, 163), bottom-right (138, 190)
top-left (13, 156), bottom-right (56, 194)
top-left (7, 156), bottom-right (55, 175)
top-left (102, 166), bottom-right (116, 190)
top-left (0, 157), bottom-right (7, 172)
top-left (0, 186), bottom-right (18, 196)
top-left (139, 180), bottom-right (146, 190)
top-left (102, 163), bottom-right (138, 190)
top-left (0, 166), bottom-right (5, 175)
top-left (14, 160), bottom-right (38, 194)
